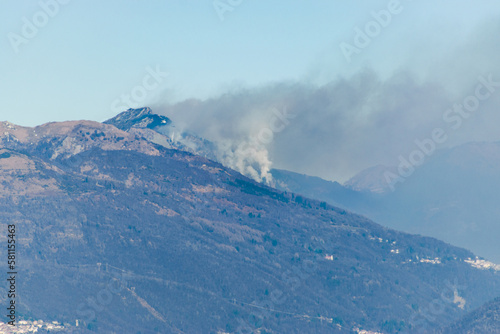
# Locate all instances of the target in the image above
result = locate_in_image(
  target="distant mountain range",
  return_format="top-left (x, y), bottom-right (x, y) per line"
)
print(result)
top-left (1, 108), bottom-right (499, 333)
top-left (271, 141), bottom-right (500, 264)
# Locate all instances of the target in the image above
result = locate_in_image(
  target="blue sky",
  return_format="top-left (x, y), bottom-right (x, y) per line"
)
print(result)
top-left (2, 0), bottom-right (500, 126)
top-left (2, 1), bottom-right (500, 182)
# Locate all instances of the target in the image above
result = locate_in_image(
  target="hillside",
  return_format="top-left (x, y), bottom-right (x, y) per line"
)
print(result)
top-left (271, 168), bottom-right (376, 212)
top-left (272, 142), bottom-right (500, 264)
top-left (438, 297), bottom-right (500, 333)
top-left (0, 117), bottom-right (499, 333)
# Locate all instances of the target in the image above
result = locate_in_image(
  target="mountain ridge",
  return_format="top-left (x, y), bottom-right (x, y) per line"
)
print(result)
top-left (1, 109), bottom-right (499, 332)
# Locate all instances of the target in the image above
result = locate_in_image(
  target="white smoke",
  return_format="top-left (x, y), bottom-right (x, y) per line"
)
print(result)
top-left (152, 95), bottom-right (296, 184)
top-left (216, 136), bottom-right (273, 184)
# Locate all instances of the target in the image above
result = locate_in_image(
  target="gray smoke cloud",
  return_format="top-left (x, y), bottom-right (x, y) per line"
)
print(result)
top-left (151, 18), bottom-right (500, 183)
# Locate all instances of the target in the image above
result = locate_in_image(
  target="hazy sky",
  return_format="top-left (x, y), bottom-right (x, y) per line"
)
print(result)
top-left (2, 1), bottom-right (500, 181)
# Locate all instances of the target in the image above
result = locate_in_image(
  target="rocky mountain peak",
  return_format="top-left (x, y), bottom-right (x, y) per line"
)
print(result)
top-left (104, 107), bottom-right (172, 131)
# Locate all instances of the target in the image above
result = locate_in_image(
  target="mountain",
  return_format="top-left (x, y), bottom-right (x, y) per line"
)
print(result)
top-left (271, 168), bottom-right (375, 211)
top-left (273, 142), bottom-right (500, 263)
top-left (102, 106), bottom-right (173, 131)
top-left (1, 113), bottom-right (500, 333)
top-left (438, 297), bottom-right (500, 333)
top-left (110, 109), bottom-right (500, 263)
top-left (344, 165), bottom-right (399, 194)
top-left (104, 107), bottom-right (219, 161)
